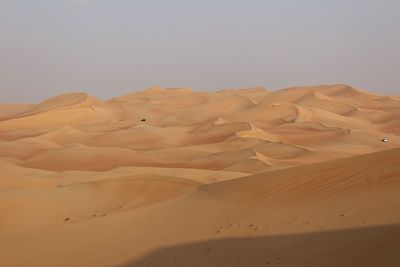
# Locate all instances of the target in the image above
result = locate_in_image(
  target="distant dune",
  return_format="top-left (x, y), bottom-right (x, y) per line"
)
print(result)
top-left (1, 85), bottom-right (400, 266)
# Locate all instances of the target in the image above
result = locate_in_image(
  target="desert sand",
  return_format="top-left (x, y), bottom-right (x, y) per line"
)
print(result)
top-left (1, 84), bottom-right (400, 266)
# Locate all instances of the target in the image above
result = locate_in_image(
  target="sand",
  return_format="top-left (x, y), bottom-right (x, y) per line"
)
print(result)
top-left (0, 84), bottom-right (399, 266)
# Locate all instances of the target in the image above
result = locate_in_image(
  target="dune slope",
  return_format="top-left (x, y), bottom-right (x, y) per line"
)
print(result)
top-left (1, 148), bottom-right (400, 267)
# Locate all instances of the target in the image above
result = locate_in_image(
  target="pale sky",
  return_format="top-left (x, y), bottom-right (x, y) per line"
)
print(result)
top-left (1, 0), bottom-right (399, 103)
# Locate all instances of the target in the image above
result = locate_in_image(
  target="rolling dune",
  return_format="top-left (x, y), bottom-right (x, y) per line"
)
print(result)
top-left (0, 85), bottom-right (399, 266)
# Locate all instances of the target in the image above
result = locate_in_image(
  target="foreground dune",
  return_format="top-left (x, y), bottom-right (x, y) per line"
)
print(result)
top-left (0, 85), bottom-right (399, 266)
top-left (1, 148), bottom-right (400, 267)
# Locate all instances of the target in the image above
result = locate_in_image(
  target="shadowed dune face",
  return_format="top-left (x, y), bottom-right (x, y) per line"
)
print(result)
top-left (123, 224), bottom-right (400, 267)
top-left (0, 85), bottom-right (400, 267)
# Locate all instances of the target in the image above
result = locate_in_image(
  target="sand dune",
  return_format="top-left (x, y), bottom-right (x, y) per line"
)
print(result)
top-left (0, 85), bottom-right (399, 266)
top-left (0, 103), bottom-right (34, 120)
top-left (1, 148), bottom-right (400, 267)
top-left (0, 93), bottom-right (122, 140)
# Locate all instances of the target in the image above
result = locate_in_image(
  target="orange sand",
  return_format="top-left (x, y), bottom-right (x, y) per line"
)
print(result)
top-left (0, 84), bottom-right (399, 266)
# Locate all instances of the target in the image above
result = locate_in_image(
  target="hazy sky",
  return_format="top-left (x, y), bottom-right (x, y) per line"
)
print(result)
top-left (1, 0), bottom-right (399, 103)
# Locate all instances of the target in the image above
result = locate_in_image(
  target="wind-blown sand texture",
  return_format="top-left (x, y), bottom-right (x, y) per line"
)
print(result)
top-left (1, 84), bottom-right (400, 267)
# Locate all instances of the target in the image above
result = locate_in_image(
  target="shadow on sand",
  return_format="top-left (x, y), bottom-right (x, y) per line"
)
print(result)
top-left (120, 224), bottom-right (400, 267)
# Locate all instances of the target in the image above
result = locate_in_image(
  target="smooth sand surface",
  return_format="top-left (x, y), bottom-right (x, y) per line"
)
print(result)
top-left (0, 84), bottom-right (399, 266)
